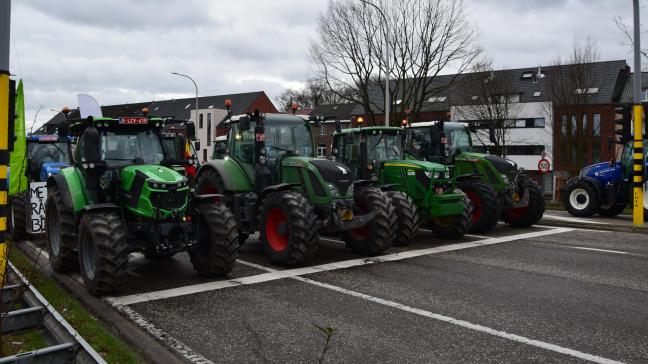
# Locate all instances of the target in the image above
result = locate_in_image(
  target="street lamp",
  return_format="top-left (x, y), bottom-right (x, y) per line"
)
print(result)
top-left (171, 71), bottom-right (199, 127)
top-left (360, 0), bottom-right (390, 126)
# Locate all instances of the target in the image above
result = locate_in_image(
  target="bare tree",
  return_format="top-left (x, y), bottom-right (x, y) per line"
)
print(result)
top-left (546, 38), bottom-right (601, 176)
top-left (310, 0), bottom-right (481, 125)
top-left (275, 78), bottom-right (355, 112)
top-left (453, 60), bottom-right (522, 156)
top-left (614, 15), bottom-right (648, 70)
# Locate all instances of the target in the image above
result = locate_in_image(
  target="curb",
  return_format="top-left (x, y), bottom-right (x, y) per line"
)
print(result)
top-left (540, 220), bottom-right (648, 234)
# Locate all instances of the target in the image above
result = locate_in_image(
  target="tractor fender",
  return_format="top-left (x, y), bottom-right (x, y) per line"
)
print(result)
top-left (80, 203), bottom-right (121, 214)
top-left (455, 173), bottom-right (482, 182)
top-left (259, 183), bottom-right (300, 200)
top-left (46, 173), bottom-right (76, 211)
top-left (194, 193), bottom-right (225, 201)
top-left (378, 183), bottom-right (399, 191)
top-left (352, 179), bottom-right (375, 189)
top-left (564, 176), bottom-right (604, 200)
top-left (197, 160), bottom-right (252, 192)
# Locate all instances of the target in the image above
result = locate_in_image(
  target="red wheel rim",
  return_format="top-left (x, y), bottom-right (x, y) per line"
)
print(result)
top-left (465, 190), bottom-right (482, 224)
top-left (200, 185), bottom-right (221, 203)
top-left (505, 206), bottom-right (528, 220)
top-left (265, 208), bottom-right (289, 252)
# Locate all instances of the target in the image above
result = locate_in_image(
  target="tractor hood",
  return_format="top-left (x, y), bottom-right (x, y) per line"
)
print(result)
top-left (579, 161), bottom-right (620, 186)
top-left (120, 165), bottom-right (187, 190)
top-left (482, 154), bottom-right (518, 175)
top-left (382, 159), bottom-right (448, 173)
top-left (40, 161), bottom-right (69, 182)
top-left (306, 158), bottom-right (354, 196)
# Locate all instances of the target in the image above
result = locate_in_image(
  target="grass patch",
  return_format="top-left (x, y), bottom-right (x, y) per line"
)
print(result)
top-left (1, 330), bottom-right (48, 355)
top-left (7, 247), bottom-right (144, 363)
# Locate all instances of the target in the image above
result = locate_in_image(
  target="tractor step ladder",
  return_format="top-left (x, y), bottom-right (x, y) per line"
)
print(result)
top-left (0, 261), bottom-right (106, 364)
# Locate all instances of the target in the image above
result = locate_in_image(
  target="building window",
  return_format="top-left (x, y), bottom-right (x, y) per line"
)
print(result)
top-left (561, 114), bottom-right (567, 136)
top-left (199, 113), bottom-right (203, 129)
top-left (582, 114), bottom-right (588, 135)
top-left (592, 142), bottom-right (601, 163)
top-left (533, 118), bottom-right (545, 128)
top-left (317, 144), bottom-right (327, 158)
top-left (570, 115), bottom-right (577, 135)
top-left (575, 87), bottom-right (599, 94)
top-left (471, 95), bottom-right (479, 101)
top-left (521, 71), bottom-right (534, 79)
top-left (203, 149), bottom-right (207, 162)
top-left (207, 114), bottom-right (212, 146)
top-left (320, 125), bottom-right (325, 135)
top-left (593, 113), bottom-right (601, 137)
top-left (428, 96), bottom-right (447, 103)
top-left (642, 89), bottom-right (648, 101)
top-left (533, 91), bottom-right (542, 97)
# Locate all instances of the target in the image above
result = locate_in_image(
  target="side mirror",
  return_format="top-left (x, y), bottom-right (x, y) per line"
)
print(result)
top-left (468, 122), bottom-right (477, 133)
top-left (240, 116), bottom-right (250, 132)
top-left (83, 126), bottom-right (101, 162)
top-left (186, 121), bottom-right (196, 141)
top-left (194, 139), bottom-right (201, 152)
top-left (489, 126), bottom-right (496, 144)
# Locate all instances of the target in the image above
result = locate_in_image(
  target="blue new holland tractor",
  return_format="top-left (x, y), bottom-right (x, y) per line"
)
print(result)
top-left (563, 139), bottom-right (648, 218)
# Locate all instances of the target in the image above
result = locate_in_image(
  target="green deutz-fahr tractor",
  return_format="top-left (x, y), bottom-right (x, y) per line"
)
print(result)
top-left (195, 109), bottom-right (397, 266)
top-left (45, 115), bottom-right (239, 295)
top-left (331, 125), bottom-right (470, 243)
top-left (408, 121), bottom-right (545, 232)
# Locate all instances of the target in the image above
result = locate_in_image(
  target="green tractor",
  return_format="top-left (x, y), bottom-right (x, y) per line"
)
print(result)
top-left (195, 110), bottom-right (397, 266)
top-left (45, 115), bottom-right (239, 295)
top-left (331, 125), bottom-right (471, 243)
top-left (408, 121), bottom-right (545, 232)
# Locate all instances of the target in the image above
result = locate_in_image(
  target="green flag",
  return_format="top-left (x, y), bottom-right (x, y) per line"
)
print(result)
top-left (9, 80), bottom-right (27, 196)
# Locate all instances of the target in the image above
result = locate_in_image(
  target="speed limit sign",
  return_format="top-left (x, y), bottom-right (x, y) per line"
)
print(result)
top-left (538, 158), bottom-right (551, 173)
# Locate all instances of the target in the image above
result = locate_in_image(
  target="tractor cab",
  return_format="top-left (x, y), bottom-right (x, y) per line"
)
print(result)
top-left (407, 121), bottom-right (473, 164)
top-left (332, 127), bottom-right (406, 179)
top-left (27, 134), bottom-right (73, 182)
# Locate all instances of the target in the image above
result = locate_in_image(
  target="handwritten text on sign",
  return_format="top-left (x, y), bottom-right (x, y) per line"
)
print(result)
top-left (29, 182), bottom-right (47, 234)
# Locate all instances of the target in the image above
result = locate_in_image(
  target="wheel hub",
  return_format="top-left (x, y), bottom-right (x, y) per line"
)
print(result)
top-left (569, 188), bottom-right (589, 210)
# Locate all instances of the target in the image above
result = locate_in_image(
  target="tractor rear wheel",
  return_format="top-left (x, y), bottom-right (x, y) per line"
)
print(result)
top-left (342, 188), bottom-right (396, 255)
top-left (502, 181), bottom-right (545, 227)
top-left (45, 186), bottom-right (79, 272)
top-left (563, 181), bottom-right (599, 217)
top-left (385, 191), bottom-right (419, 246)
top-left (78, 212), bottom-right (129, 296)
top-left (259, 191), bottom-right (319, 266)
top-left (189, 203), bottom-right (239, 277)
top-left (196, 168), bottom-right (248, 246)
top-left (427, 196), bottom-right (470, 239)
top-left (8, 193), bottom-right (27, 241)
top-left (457, 178), bottom-right (500, 233)
top-left (598, 203), bottom-right (626, 217)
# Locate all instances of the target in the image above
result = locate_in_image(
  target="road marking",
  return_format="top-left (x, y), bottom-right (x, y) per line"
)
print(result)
top-left (543, 214), bottom-right (610, 225)
top-left (107, 227), bottom-right (573, 306)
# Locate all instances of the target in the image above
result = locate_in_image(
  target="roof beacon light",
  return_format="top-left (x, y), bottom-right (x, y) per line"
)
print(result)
top-left (142, 107), bottom-right (149, 116)
top-left (401, 119), bottom-right (408, 127)
top-left (356, 116), bottom-right (364, 125)
top-left (291, 103), bottom-right (299, 114)
top-left (225, 99), bottom-right (232, 110)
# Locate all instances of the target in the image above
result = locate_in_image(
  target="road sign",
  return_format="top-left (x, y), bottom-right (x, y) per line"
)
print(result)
top-left (538, 158), bottom-right (550, 173)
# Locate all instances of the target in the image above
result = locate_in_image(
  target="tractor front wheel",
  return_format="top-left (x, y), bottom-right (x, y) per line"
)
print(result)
top-left (342, 188), bottom-right (396, 255)
top-left (8, 193), bottom-right (27, 241)
top-left (45, 186), bottom-right (79, 272)
top-left (457, 178), bottom-right (500, 233)
top-left (427, 197), bottom-right (470, 239)
top-left (385, 191), bottom-right (419, 246)
top-left (502, 181), bottom-right (545, 227)
top-left (78, 212), bottom-right (129, 296)
top-left (259, 191), bottom-right (319, 266)
top-left (563, 181), bottom-right (599, 217)
top-left (189, 203), bottom-right (239, 277)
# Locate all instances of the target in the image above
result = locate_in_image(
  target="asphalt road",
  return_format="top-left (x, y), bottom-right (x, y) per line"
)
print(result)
top-left (25, 222), bottom-right (648, 363)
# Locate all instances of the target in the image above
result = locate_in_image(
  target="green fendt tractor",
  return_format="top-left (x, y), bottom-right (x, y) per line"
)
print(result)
top-left (408, 121), bottom-right (545, 232)
top-left (195, 110), bottom-right (397, 266)
top-left (45, 115), bottom-right (239, 295)
top-left (331, 125), bottom-right (470, 242)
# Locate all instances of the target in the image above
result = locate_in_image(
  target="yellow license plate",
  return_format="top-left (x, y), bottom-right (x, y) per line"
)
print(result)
top-left (341, 210), bottom-right (354, 222)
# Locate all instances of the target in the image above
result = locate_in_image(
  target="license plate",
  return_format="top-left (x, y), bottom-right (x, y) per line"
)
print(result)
top-left (341, 210), bottom-right (354, 222)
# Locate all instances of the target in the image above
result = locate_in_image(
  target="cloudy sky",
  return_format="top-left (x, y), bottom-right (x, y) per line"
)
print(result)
top-left (7, 0), bottom-right (646, 129)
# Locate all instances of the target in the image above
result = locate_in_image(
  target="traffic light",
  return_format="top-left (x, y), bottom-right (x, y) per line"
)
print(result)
top-left (614, 105), bottom-right (632, 143)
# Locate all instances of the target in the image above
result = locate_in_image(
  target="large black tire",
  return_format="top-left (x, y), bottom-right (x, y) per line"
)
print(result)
top-left (143, 251), bottom-right (177, 260)
top-left (385, 191), bottom-right (419, 246)
top-left (563, 181), bottom-right (599, 217)
top-left (457, 178), bottom-right (500, 233)
top-left (189, 203), bottom-right (239, 277)
top-left (502, 181), bottom-right (545, 227)
top-left (427, 197), bottom-right (470, 239)
top-left (259, 191), bottom-right (319, 266)
top-left (342, 188), bottom-right (396, 255)
top-left (598, 203), bottom-right (626, 217)
top-left (196, 167), bottom-right (248, 246)
top-left (78, 212), bottom-right (129, 296)
top-left (45, 186), bottom-right (79, 272)
top-left (8, 193), bottom-right (27, 241)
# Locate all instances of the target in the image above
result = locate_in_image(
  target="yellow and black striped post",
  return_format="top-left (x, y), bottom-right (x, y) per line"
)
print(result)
top-left (632, 104), bottom-right (644, 226)
top-left (0, 0), bottom-right (12, 283)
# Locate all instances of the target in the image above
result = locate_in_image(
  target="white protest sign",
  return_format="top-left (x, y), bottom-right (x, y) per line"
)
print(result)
top-left (29, 182), bottom-right (47, 234)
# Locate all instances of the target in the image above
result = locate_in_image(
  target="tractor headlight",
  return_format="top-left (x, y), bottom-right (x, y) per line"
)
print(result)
top-left (259, 155), bottom-right (267, 165)
top-left (327, 183), bottom-right (340, 197)
top-left (501, 174), bottom-right (510, 184)
top-left (424, 171), bottom-right (432, 179)
top-left (152, 182), bottom-right (160, 189)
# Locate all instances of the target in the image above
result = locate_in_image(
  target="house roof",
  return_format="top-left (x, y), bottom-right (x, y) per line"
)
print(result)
top-left (309, 103), bottom-right (364, 120)
top-left (40, 91), bottom-right (274, 133)
top-left (364, 60), bottom-right (629, 113)
top-left (619, 72), bottom-right (648, 103)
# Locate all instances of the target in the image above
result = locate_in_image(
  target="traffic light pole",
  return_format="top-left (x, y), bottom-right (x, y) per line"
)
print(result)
top-left (0, 0), bottom-right (12, 281)
top-left (632, 0), bottom-right (644, 226)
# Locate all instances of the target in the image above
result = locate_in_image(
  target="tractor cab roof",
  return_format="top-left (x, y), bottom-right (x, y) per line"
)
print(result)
top-left (226, 113), bottom-right (308, 124)
top-left (27, 134), bottom-right (74, 143)
top-left (334, 126), bottom-right (403, 136)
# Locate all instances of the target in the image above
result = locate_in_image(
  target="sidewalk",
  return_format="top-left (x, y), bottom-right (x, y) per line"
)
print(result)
top-left (541, 209), bottom-right (648, 234)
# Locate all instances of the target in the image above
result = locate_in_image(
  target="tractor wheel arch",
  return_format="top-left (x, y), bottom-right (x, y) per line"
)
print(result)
top-left (197, 160), bottom-right (252, 192)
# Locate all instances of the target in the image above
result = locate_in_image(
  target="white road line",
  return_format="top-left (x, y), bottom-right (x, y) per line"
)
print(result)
top-left (562, 245), bottom-right (646, 257)
top-left (107, 227), bottom-right (573, 306)
top-left (238, 259), bottom-right (622, 364)
top-left (542, 214), bottom-right (610, 225)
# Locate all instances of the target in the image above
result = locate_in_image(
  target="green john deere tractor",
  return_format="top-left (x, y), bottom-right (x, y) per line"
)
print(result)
top-left (331, 125), bottom-right (470, 242)
top-left (408, 121), bottom-right (545, 232)
top-left (195, 110), bottom-right (397, 266)
top-left (45, 115), bottom-right (239, 295)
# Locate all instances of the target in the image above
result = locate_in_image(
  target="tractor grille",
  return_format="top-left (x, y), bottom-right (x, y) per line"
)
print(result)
top-left (150, 189), bottom-right (188, 210)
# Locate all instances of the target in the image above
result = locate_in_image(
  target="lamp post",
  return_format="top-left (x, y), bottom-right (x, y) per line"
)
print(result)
top-left (360, 0), bottom-right (390, 126)
top-left (171, 71), bottom-right (199, 127)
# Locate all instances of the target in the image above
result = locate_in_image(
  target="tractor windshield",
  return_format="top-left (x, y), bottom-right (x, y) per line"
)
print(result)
top-left (444, 123), bottom-right (473, 155)
top-left (264, 119), bottom-right (314, 158)
top-left (101, 130), bottom-right (165, 167)
top-left (28, 142), bottom-right (69, 164)
top-left (366, 132), bottom-right (404, 161)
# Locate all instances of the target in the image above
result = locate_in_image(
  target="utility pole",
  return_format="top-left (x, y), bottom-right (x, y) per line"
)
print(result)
top-left (632, 0), bottom-right (644, 226)
top-left (0, 0), bottom-right (12, 282)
